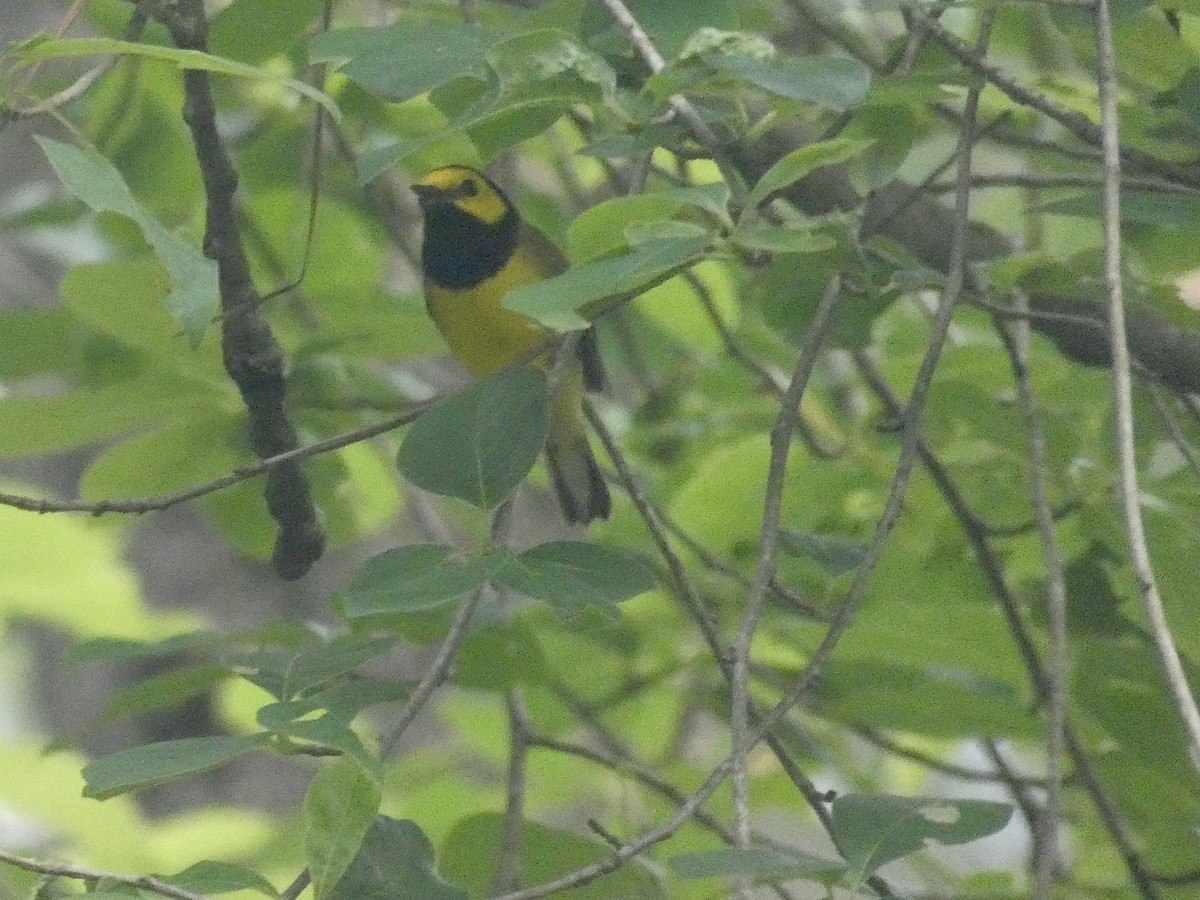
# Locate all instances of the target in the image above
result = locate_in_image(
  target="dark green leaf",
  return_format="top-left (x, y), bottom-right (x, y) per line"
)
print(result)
top-left (831, 793), bottom-right (1013, 878)
top-left (328, 817), bottom-right (466, 900)
top-left (278, 716), bottom-right (379, 774)
top-left (670, 847), bottom-right (846, 882)
top-left (398, 366), bottom-right (548, 510)
top-left (36, 138), bottom-right (218, 344)
top-left (747, 138), bottom-right (873, 206)
top-left (493, 541), bottom-right (656, 616)
top-left (338, 545), bottom-right (494, 619)
top-left (440, 812), bottom-right (663, 899)
top-left (778, 529), bottom-right (868, 578)
top-left (223, 635), bottom-right (396, 699)
top-left (17, 37), bottom-right (336, 115)
top-left (310, 23), bottom-right (506, 102)
top-left (581, 0), bottom-right (738, 61)
top-left (708, 54), bottom-right (871, 111)
top-left (730, 223), bottom-right (837, 254)
top-left (164, 861), bottom-right (278, 897)
top-left (306, 757), bottom-right (382, 900)
top-left (98, 664), bottom-right (228, 725)
top-left (257, 679), bottom-right (407, 730)
top-left (82, 734), bottom-right (269, 800)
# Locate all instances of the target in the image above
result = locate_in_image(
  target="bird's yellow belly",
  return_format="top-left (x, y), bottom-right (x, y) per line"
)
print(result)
top-left (424, 254), bottom-right (548, 377)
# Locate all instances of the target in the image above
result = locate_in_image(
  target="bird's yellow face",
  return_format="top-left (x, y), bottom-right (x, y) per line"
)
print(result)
top-left (414, 165), bottom-right (510, 226)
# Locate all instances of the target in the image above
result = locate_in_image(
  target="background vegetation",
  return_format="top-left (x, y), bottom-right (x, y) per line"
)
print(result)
top-left (1, 0), bottom-right (1199, 897)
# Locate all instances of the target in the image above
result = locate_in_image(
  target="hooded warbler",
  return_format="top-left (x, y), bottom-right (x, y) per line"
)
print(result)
top-left (412, 164), bottom-right (611, 524)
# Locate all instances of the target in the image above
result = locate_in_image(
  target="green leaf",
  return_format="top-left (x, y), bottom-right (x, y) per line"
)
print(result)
top-left (211, 0), bottom-right (325, 63)
top-left (506, 235), bottom-right (711, 330)
top-left (440, 812), bottom-right (663, 899)
top-left (569, 185), bottom-right (729, 263)
top-left (0, 308), bottom-right (80, 378)
top-left (223, 635), bottom-right (397, 699)
top-left (748, 138), bottom-right (873, 206)
top-left (843, 104), bottom-right (916, 194)
top-left (338, 545), bottom-right (495, 619)
top-left (98, 664), bottom-right (228, 725)
top-left (778, 529), bottom-right (868, 579)
top-left (306, 757), bottom-right (382, 900)
top-left (36, 138), bottom-right (218, 344)
top-left (670, 847), bottom-right (847, 882)
top-left (17, 37), bottom-right (338, 118)
top-left (831, 793), bottom-right (1013, 879)
top-left (257, 679), bottom-right (407, 730)
top-left (82, 734), bottom-right (269, 800)
top-left (398, 366), bottom-right (549, 510)
top-left (310, 23), bottom-right (505, 102)
top-left (278, 717), bottom-right (379, 773)
top-left (493, 541), bottom-right (656, 616)
top-left (454, 622), bottom-right (550, 690)
top-left (164, 860), bottom-right (278, 897)
top-left (328, 817), bottom-right (466, 900)
top-left (730, 222), bottom-right (837, 254)
top-left (580, 0), bottom-right (738, 61)
top-left (708, 53), bottom-right (871, 111)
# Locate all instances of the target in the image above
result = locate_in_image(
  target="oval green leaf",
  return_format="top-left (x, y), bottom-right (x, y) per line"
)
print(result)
top-left (398, 365), bottom-right (548, 510)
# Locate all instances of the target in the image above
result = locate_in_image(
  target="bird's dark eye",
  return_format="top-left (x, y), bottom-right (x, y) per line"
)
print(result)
top-left (460, 179), bottom-right (480, 198)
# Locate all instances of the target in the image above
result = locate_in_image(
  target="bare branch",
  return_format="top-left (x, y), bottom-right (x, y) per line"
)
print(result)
top-left (0, 850), bottom-right (208, 900)
top-left (1093, 0), bottom-right (1200, 780)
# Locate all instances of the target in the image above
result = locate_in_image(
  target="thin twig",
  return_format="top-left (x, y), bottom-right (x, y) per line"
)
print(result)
top-left (379, 586), bottom-right (485, 757)
top-left (730, 276), bottom-right (841, 861)
top-left (0, 850), bottom-right (207, 900)
top-left (1093, 0), bottom-right (1200, 779)
top-left (1143, 383), bottom-right (1200, 484)
top-left (688, 269), bottom-right (839, 458)
top-left (855, 352), bottom-right (1162, 900)
top-left (493, 690), bottom-right (531, 896)
top-left (0, 403), bottom-right (429, 516)
top-left (745, 6), bottom-right (992, 788)
top-left (278, 869), bottom-right (311, 900)
top-left (595, 0), bottom-right (747, 206)
top-left (996, 295), bottom-right (1068, 895)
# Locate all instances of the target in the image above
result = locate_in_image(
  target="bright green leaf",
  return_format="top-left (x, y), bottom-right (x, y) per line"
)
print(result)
top-left (36, 138), bottom-right (218, 344)
top-left (506, 236), bottom-right (711, 329)
top-left (305, 757), bottom-right (382, 900)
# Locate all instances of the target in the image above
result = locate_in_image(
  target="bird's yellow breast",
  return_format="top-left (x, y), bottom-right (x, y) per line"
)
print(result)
top-left (424, 245), bottom-right (550, 377)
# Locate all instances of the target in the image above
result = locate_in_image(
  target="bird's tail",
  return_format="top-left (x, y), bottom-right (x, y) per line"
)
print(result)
top-left (546, 367), bottom-right (610, 525)
top-left (546, 433), bottom-right (611, 525)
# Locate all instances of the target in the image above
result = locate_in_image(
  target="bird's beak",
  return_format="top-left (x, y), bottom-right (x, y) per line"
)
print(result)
top-left (411, 183), bottom-right (446, 208)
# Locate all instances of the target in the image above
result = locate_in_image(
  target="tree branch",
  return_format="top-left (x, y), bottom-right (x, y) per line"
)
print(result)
top-left (1092, 0), bottom-right (1200, 781)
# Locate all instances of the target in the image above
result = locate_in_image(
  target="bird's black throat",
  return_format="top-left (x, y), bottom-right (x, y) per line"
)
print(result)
top-left (420, 202), bottom-right (520, 290)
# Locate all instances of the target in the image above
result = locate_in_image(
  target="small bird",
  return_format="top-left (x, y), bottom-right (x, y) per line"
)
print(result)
top-left (412, 164), bottom-right (611, 524)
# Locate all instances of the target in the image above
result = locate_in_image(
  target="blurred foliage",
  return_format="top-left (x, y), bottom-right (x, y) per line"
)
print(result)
top-left (1, 0), bottom-right (1199, 898)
